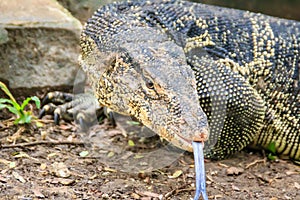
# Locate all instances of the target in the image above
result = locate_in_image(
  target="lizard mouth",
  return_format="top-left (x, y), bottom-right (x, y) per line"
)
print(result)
top-left (174, 127), bottom-right (209, 152)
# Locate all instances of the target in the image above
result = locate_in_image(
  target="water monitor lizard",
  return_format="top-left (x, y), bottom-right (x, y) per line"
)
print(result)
top-left (41, 0), bottom-right (300, 161)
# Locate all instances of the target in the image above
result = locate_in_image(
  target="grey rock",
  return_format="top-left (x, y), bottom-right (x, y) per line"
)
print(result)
top-left (0, 0), bottom-right (82, 96)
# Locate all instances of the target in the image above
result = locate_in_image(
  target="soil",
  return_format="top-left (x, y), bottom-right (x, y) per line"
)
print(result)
top-left (0, 104), bottom-right (299, 200)
top-left (1, 1), bottom-right (299, 199)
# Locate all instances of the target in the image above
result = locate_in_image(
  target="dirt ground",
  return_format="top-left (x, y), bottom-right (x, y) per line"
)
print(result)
top-left (0, 104), bottom-right (299, 200)
top-left (1, 1), bottom-right (300, 199)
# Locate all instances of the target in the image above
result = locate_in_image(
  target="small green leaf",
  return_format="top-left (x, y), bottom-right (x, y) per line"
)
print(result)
top-left (0, 98), bottom-right (20, 111)
top-left (31, 96), bottom-right (41, 109)
top-left (21, 96), bottom-right (40, 110)
top-left (6, 105), bottom-right (19, 115)
top-left (0, 98), bottom-right (14, 104)
top-left (267, 142), bottom-right (276, 154)
top-left (0, 81), bottom-right (17, 103)
top-left (126, 120), bottom-right (140, 126)
top-left (128, 140), bottom-right (135, 147)
top-left (20, 97), bottom-right (32, 110)
top-left (79, 151), bottom-right (89, 157)
top-left (14, 114), bottom-right (32, 124)
top-left (267, 153), bottom-right (277, 161)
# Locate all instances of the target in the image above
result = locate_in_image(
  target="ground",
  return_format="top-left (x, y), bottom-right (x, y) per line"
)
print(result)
top-left (0, 103), bottom-right (299, 200)
top-left (1, 0), bottom-right (300, 199)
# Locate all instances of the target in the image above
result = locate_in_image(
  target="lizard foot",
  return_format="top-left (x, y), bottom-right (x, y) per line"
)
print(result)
top-left (39, 91), bottom-right (114, 131)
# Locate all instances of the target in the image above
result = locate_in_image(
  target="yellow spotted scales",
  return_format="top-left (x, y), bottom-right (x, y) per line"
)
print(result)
top-left (79, 0), bottom-right (299, 161)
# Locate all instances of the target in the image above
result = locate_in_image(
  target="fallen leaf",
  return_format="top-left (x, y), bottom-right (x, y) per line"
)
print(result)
top-left (107, 151), bottom-right (115, 157)
top-left (136, 190), bottom-right (161, 198)
top-left (168, 170), bottom-right (183, 179)
top-left (226, 167), bottom-right (244, 176)
top-left (232, 184), bottom-right (240, 191)
top-left (40, 163), bottom-right (47, 170)
top-left (294, 182), bottom-right (300, 189)
top-left (13, 152), bottom-right (39, 162)
top-left (286, 171), bottom-right (298, 175)
top-left (47, 153), bottom-right (57, 158)
top-left (13, 152), bottom-right (30, 158)
top-left (57, 178), bottom-right (75, 185)
top-left (59, 124), bottom-right (72, 130)
top-left (32, 188), bottom-right (45, 198)
top-left (89, 174), bottom-right (97, 179)
top-left (128, 139), bottom-right (135, 147)
top-left (104, 167), bottom-right (117, 173)
top-left (269, 197), bottom-right (278, 200)
top-left (79, 150), bottom-right (89, 157)
top-left (131, 192), bottom-right (140, 199)
top-left (51, 162), bottom-right (71, 178)
top-left (12, 171), bottom-right (26, 183)
top-left (35, 121), bottom-right (44, 128)
top-left (9, 162), bottom-right (16, 168)
top-left (0, 158), bottom-right (11, 165)
top-left (134, 154), bottom-right (144, 159)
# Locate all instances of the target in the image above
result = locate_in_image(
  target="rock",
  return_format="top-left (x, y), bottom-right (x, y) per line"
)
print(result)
top-left (0, 0), bottom-right (82, 96)
top-left (57, 0), bottom-right (119, 23)
top-left (0, 28), bottom-right (8, 45)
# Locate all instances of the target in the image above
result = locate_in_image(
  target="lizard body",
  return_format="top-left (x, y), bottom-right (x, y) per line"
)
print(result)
top-left (79, 0), bottom-right (300, 160)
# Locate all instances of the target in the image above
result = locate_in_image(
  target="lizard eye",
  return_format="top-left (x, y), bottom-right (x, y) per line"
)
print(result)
top-left (145, 79), bottom-right (155, 89)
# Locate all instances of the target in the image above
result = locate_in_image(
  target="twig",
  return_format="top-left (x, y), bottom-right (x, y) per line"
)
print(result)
top-left (1, 140), bottom-right (85, 148)
top-left (164, 183), bottom-right (190, 198)
top-left (245, 158), bottom-right (266, 169)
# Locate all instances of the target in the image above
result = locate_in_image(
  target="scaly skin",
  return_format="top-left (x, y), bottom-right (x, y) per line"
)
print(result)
top-left (79, 0), bottom-right (300, 161)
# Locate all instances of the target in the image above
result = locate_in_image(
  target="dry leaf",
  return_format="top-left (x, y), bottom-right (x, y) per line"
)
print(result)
top-left (286, 171), bottom-right (298, 175)
top-left (12, 171), bottom-right (26, 183)
top-left (79, 151), bottom-right (89, 157)
top-left (104, 167), bottom-right (117, 173)
top-left (0, 158), bottom-right (11, 165)
top-left (58, 178), bottom-right (75, 185)
top-left (294, 182), bottom-right (300, 189)
top-left (136, 190), bottom-right (162, 198)
top-left (226, 167), bottom-right (244, 176)
top-left (40, 163), bottom-right (47, 170)
top-left (51, 162), bottom-right (71, 178)
top-left (47, 152), bottom-right (57, 158)
top-left (232, 184), bottom-right (240, 191)
top-left (32, 188), bottom-right (45, 198)
top-left (131, 193), bottom-right (140, 199)
top-left (168, 170), bottom-right (183, 179)
top-left (107, 151), bottom-right (115, 157)
top-left (9, 162), bottom-right (16, 169)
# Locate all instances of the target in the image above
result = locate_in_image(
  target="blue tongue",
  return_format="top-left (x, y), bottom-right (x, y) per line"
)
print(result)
top-left (192, 142), bottom-right (208, 200)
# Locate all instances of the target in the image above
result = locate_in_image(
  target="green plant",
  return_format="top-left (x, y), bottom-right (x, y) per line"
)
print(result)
top-left (0, 81), bottom-right (40, 124)
top-left (266, 141), bottom-right (278, 161)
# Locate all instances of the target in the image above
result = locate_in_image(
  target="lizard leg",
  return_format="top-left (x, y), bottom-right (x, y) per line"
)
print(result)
top-left (39, 91), bottom-right (112, 130)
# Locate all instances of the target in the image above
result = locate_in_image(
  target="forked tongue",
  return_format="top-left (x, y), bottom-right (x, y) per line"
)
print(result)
top-left (192, 141), bottom-right (208, 200)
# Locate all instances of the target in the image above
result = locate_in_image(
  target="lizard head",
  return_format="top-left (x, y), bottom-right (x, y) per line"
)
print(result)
top-left (80, 26), bottom-right (209, 152)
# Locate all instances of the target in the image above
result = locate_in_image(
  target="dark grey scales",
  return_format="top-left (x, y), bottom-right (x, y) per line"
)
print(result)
top-left (41, 0), bottom-right (300, 161)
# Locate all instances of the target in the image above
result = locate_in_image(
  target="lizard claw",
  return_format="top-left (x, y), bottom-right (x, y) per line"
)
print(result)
top-left (38, 104), bottom-right (56, 119)
top-left (38, 107), bottom-right (46, 119)
top-left (39, 91), bottom-right (117, 130)
top-left (54, 111), bottom-right (60, 125)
